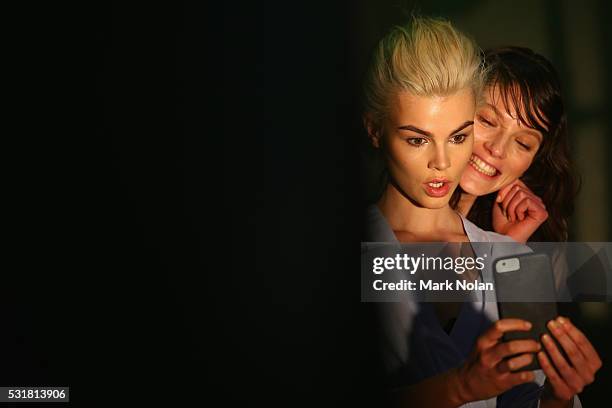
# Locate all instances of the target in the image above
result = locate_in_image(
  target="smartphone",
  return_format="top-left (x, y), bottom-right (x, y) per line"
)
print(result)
top-left (494, 252), bottom-right (560, 371)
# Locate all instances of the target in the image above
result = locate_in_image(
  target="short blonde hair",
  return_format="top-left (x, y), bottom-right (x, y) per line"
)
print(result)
top-left (364, 16), bottom-right (486, 123)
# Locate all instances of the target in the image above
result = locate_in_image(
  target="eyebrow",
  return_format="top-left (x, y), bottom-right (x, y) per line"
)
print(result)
top-left (397, 121), bottom-right (474, 137)
top-left (482, 103), bottom-right (543, 143)
top-left (520, 129), bottom-right (543, 143)
top-left (483, 102), bottom-right (502, 117)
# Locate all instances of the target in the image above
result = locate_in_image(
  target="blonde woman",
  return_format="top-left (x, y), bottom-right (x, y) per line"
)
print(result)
top-left (363, 17), bottom-right (586, 407)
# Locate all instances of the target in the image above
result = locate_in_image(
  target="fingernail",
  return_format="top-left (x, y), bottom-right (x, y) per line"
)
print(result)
top-left (525, 321), bottom-right (532, 329)
top-left (542, 334), bottom-right (551, 342)
top-left (557, 316), bottom-right (566, 325)
top-left (548, 320), bottom-right (558, 331)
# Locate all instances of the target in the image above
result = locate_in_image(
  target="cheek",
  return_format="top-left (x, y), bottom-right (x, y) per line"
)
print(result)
top-left (397, 155), bottom-right (425, 183)
top-left (385, 143), bottom-right (423, 180)
top-left (471, 133), bottom-right (487, 155)
top-left (384, 141), bottom-right (408, 168)
top-left (453, 143), bottom-right (473, 171)
top-left (506, 152), bottom-right (535, 179)
top-left (474, 124), bottom-right (492, 143)
top-left (459, 174), bottom-right (485, 195)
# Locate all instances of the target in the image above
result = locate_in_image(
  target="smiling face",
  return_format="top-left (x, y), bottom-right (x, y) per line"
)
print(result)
top-left (460, 85), bottom-right (545, 196)
top-left (370, 89), bottom-right (476, 209)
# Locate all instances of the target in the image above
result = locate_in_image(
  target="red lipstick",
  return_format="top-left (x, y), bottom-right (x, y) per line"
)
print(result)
top-left (423, 178), bottom-right (451, 197)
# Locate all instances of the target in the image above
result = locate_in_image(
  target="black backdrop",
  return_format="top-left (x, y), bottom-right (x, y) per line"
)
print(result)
top-left (96, 1), bottom-right (377, 407)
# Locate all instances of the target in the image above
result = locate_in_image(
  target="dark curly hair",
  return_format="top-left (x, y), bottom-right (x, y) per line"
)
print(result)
top-left (458, 46), bottom-right (579, 241)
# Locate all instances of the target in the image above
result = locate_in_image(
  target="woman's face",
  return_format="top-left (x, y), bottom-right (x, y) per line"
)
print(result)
top-left (460, 86), bottom-right (544, 196)
top-left (372, 89), bottom-right (475, 209)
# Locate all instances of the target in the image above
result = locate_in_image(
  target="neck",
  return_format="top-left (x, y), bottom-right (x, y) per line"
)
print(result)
top-left (456, 192), bottom-right (477, 217)
top-left (377, 183), bottom-right (463, 236)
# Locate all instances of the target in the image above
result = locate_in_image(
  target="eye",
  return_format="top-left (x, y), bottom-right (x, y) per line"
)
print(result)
top-left (406, 137), bottom-right (428, 147)
top-left (516, 140), bottom-right (531, 151)
top-left (477, 114), bottom-right (496, 127)
top-left (449, 134), bottom-right (468, 144)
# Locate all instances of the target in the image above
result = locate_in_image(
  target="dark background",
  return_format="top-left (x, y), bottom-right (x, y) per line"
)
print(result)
top-left (4, 0), bottom-right (609, 407)
top-left (95, 1), bottom-right (370, 406)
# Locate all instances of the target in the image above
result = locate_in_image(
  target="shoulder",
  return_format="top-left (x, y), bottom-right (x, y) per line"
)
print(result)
top-left (364, 205), bottom-right (398, 242)
top-left (460, 214), bottom-right (517, 243)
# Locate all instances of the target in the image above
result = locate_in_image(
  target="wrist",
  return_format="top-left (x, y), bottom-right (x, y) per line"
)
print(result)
top-left (447, 366), bottom-right (470, 406)
top-left (507, 229), bottom-right (529, 244)
top-left (539, 398), bottom-right (573, 408)
top-left (540, 381), bottom-right (573, 408)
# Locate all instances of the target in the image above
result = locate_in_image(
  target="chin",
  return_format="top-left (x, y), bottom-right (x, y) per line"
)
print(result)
top-left (460, 177), bottom-right (491, 197)
top-left (419, 197), bottom-right (450, 209)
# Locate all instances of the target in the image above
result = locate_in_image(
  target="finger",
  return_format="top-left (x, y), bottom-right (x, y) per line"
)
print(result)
top-left (505, 370), bottom-right (536, 388)
top-left (542, 333), bottom-right (584, 394)
top-left (501, 184), bottom-right (520, 209)
top-left (500, 179), bottom-right (546, 207)
top-left (514, 199), bottom-right (529, 222)
top-left (506, 189), bottom-right (546, 223)
top-left (513, 178), bottom-right (529, 189)
top-left (478, 319), bottom-right (532, 349)
top-left (514, 197), bottom-right (548, 223)
top-left (557, 316), bottom-right (602, 373)
top-left (548, 320), bottom-right (592, 384)
top-left (532, 193), bottom-right (544, 204)
top-left (505, 190), bottom-right (529, 223)
top-left (514, 179), bottom-right (541, 200)
top-left (514, 180), bottom-right (544, 203)
top-left (497, 182), bottom-right (518, 203)
top-left (515, 189), bottom-right (545, 207)
top-left (496, 353), bottom-right (535, 373)
top-left (498, 339), bottom-right (541, 359)
top-left (538, 351), bottom-right (574, 401)
top-left (501, 185), bottom-right (521, 220)
top-left (490, 339), bottom-right (541, 364)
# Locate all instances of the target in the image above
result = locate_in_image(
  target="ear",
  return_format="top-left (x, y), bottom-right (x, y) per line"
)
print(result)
top-left (363, 113), bottom-right (382, 148)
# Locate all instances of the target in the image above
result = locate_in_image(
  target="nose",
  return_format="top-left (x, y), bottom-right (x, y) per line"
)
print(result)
top-left (428, 145), bottom-right (450, 171)
top-left (483, 135), bottom-right (507, 159)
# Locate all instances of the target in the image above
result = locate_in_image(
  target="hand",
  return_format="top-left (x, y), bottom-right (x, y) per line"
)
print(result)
top-left (454, 319), bottom-right (541, 404)
top-left (492, 179), bottom-right (548, 243)
top-left (538, 316), bottom-right (602, 402)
